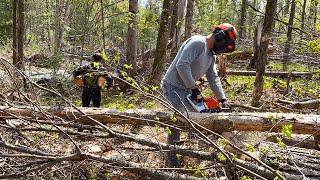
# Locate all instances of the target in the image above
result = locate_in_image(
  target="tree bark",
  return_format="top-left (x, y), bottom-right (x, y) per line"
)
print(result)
top-left (184, 0), bottom-right (194, 41)
top-left (238, 0), bottom-right (247, 40)
top-left (126, 0), bottom-right (138, 76)
top-left (1, 106), bottom-right (320, 135)
top-left (54, 0), bottom-right (63, 53)
top-left (100, 0), bottom-right (106, 51)
top-left (300, 0), bottom-right (307, 39)
top-left (16, 0), bottom-right (25, 70)
top-left (248, 19), bottom-right (263, 69)
top-left (251, 0), bottom-right (277, 107)
top-left (149, 0), bottom-right (172, 84)
top-left (282, 0), bottom-right (295, 71)
top-left (12, 0), bottom-right (18, 66)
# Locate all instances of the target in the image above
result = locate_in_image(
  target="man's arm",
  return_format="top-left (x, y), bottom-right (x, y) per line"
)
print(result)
top-left (206, 61), bottom-right (226, 101)
top-left (176, 40), bottom-right (204, 89)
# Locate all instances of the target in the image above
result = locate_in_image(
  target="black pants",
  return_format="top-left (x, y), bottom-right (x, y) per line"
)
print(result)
top-left (82, 87), bottom-right (101, 107)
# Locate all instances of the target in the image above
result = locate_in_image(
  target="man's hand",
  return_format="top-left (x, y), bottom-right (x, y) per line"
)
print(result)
top-left (191, 88), bottom-right (203, 103)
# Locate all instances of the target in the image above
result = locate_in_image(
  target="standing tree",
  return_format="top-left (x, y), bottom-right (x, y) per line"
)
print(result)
top-left (100, 0), bottom-right (106, 51)
top-left (126, 0), bottom-right (138, 76)
top-left (54, 0), bottom-right (63, 54)
top-left (13, 0), bottom-right (25, 70)
top-left (251, 0), bottom-right (277, 107)
top-left (149, 0), bottom-right (172, 84)
top-left (184, 0), bottom-right (194, 40)
top-left (300, 0), bottom-right (307, 39)
top-left (12, 0), bottom-right (18, 66)
top-left (283, 0), bottom-right (295, 71)
top-left (238, 0), bottom-right (247, 40)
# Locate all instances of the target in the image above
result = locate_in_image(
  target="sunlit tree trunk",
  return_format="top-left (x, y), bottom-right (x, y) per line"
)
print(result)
top-left (282, 0), bottom-right (295, 71)
top-left (176, 0), bottom-right (186, 49)
top-left (184, 0), bottom-right (194, 40)
top-left (126, 0), bottom-right (138, 76)
top-left (251, 0), bottom-right (277, 107)
top-left (149, 0), bottom-right (172, 84)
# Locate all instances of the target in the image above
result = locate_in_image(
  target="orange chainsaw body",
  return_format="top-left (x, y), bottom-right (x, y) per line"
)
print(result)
top-left (204, 97), bottom-right (220, 109)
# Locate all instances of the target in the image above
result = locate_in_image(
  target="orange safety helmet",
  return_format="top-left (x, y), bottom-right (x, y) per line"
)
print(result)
top-left (211, 23), bottom-right (237, 54)
top-left (212, 23), bottom-right (237, 40)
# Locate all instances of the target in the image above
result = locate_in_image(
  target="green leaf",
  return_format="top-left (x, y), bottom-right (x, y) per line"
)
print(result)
top-left (217, 152), bottom-right (227, 162)
top-left (217, 138), bottom-right (229, 148)
top-left (241, 176), bottom-right (252, 180)
top-left (246, 143), bottom-right (256, 153)
top-left (151, 85), bottom-right (159, 91)
top-left (276, 137), bottom-right (286, 148)
top-left (165, 127), bottom-right (172, 135)
top-left (170, 114), bottom-right (177, 123)
top-left (124, 64), bottom-right (133, 69)
top-left (176, 154), bottom-right (183, 160)
top-left (282, 124), bottom-right (293, 139)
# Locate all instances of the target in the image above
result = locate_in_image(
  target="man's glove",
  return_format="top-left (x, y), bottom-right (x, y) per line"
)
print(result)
top-left (219, 99), bottom-right (232, 112)
top-left (191, 88), bottom-right (203, 103)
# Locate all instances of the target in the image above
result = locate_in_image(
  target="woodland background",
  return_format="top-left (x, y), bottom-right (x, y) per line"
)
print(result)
top-left (0, 0), bottom-right (319, 179)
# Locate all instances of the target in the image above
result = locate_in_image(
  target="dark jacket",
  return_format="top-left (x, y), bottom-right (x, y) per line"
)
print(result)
top-left (73, 62), bottom-right (107, 88)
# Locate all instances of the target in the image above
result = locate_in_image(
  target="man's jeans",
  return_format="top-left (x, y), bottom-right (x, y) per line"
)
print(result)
top-left (162, 80), bottom-right (194, 167)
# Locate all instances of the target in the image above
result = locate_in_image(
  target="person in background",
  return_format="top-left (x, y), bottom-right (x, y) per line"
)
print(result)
top-left (162, 23), bottom-right (238, 167)
top-left (73, 53), bottom-right (112, 107)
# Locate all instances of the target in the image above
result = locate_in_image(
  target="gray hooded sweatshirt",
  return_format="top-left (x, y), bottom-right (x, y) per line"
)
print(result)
top-left (163, 35), bottom-right (226, 100)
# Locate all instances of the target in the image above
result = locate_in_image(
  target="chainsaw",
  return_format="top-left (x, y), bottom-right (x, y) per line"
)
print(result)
top-left (186, 94), bottom-right (231, 113)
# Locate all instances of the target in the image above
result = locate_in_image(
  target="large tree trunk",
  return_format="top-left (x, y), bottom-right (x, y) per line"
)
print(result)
top-left (184, 0), bottom-right (194, 40)
top-left (238, 0), bottom-right (247, 40)
top-left (251, 0), bottom-right (277, 107)
top-left (1, 106), bottom-right (320, 136)
top-left (126, 0), bottom-right (138, 76)
top-left (282, 0), bottom-right (295, 71)
top-left (149, 0), bottom-right (172, 84)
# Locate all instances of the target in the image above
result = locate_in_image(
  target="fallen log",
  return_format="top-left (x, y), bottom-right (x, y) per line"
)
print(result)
top-left (276, 98), bottom-right (320, 109)
top-left (0, 106), bottom-right (320, 136)
top-left (226, 70), bottom-right (313, 78)
top-left (259, 141), bottom-right (320, 180)
top-left (265, 133), bottom-right (315, 149)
